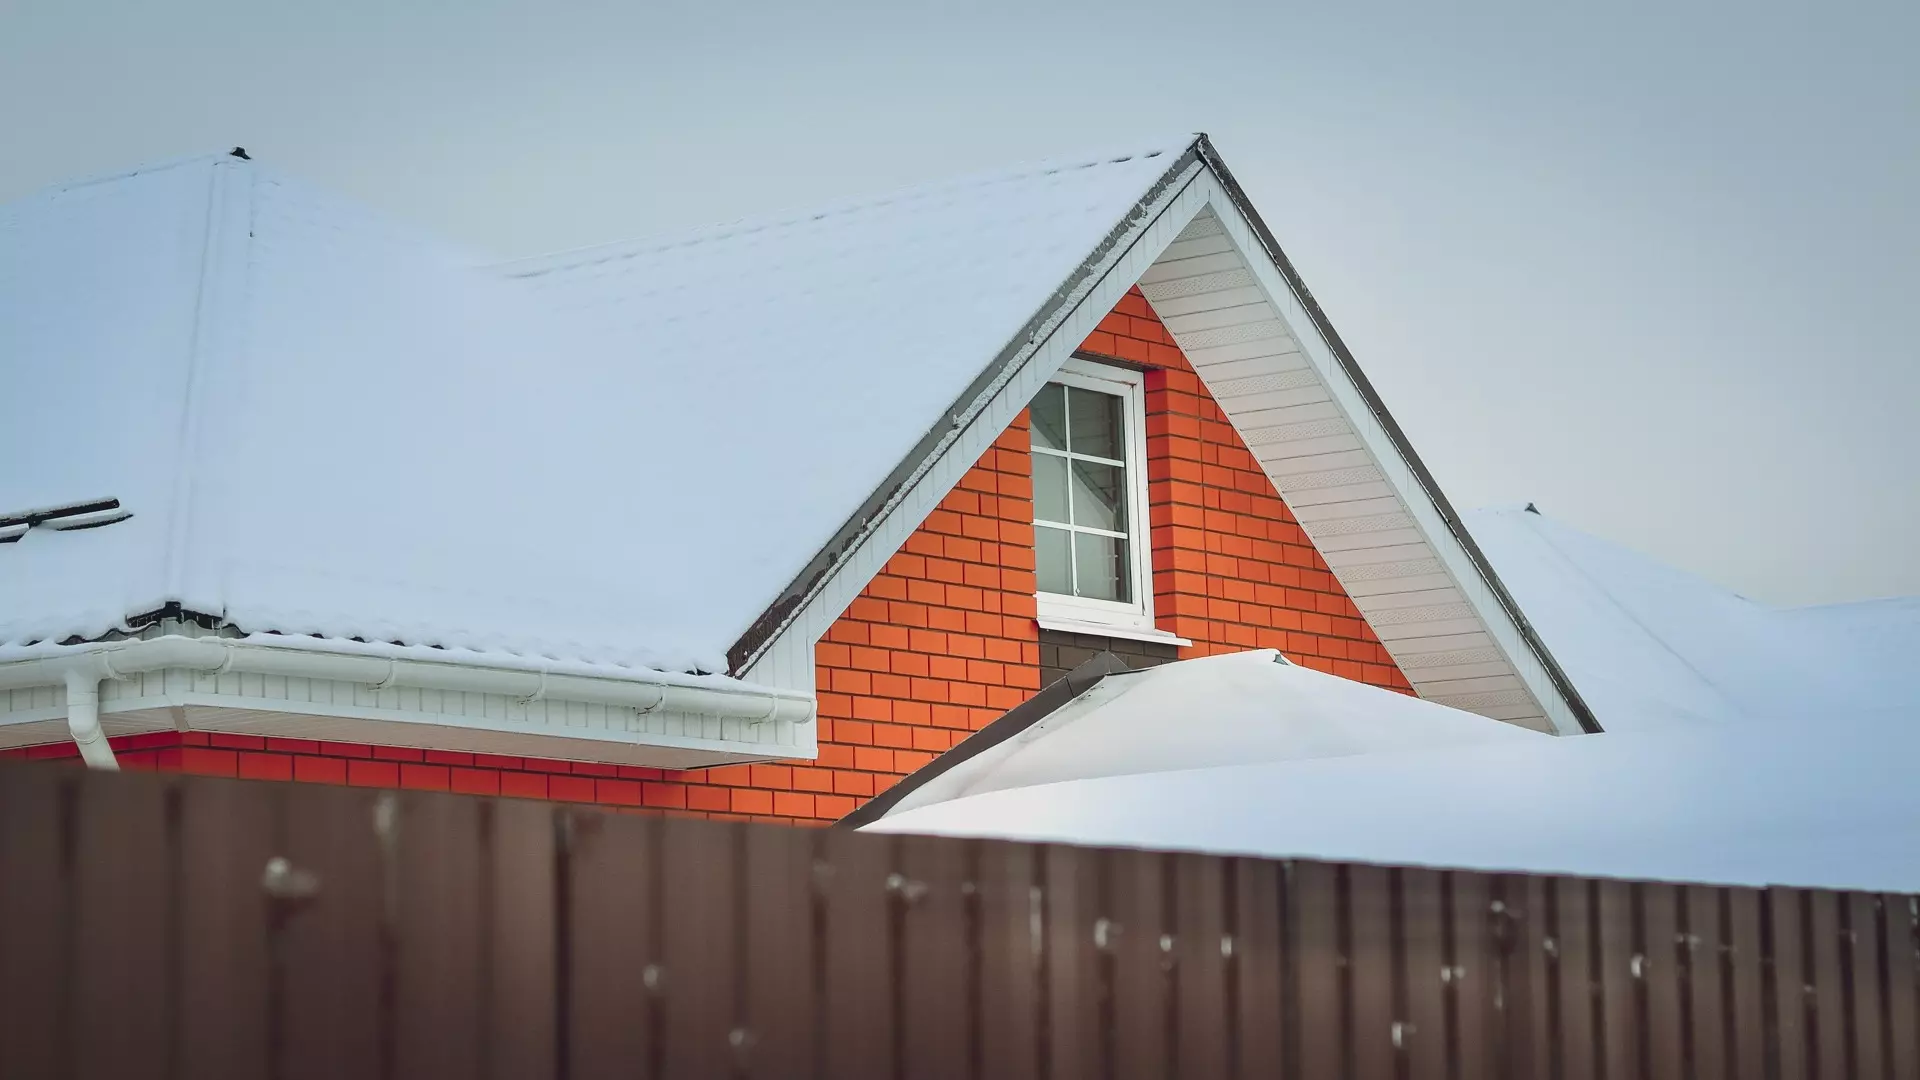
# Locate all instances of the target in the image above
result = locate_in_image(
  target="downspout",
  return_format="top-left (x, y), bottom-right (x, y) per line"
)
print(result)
top-left (64, 667), bottom-right (118, 771)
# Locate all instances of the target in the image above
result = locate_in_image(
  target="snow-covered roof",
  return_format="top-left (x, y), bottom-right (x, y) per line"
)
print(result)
top-left (863, 715), bottom-right (1920, 892)
top-left (1, 143), bottom-right (1194, 674)
top-left (1467, 507), bottom-right (1920, 731)
top-left (497, 140), bottom-right (1195, 667)
top-left (859, 649), bottom-right (1542, 823)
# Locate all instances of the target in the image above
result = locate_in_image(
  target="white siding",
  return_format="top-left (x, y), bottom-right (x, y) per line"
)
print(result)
top-left (1140, 201), bottom-right (1570, 734)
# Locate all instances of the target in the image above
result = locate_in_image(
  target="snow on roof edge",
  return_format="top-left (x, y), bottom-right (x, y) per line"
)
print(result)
top-left (497, 135), bottom-right (1203, 278)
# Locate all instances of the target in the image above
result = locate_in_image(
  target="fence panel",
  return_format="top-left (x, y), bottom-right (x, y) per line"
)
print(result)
top-left (72, 769), bottom-right (172, 1080)
top-left (394, 792), bottom-right (487, 1079)
top-left (742, 823), bottom-right (817, 1080)
top-left (1349, 863), bottom-right (1397, 1080)
top-left (1110, 847), bottom-right (1169, 1080)
top-left (1174, 851), bottom-right (1232, 1077)
top-left (1504, 875), bottom-right (1552, 1080)
top-left (1449, 869), bottom-right (1496, 1080)
top-left (1683, 886), bottom-right (1728, 1080)
top-left (6, 762), bottom-right (1919, 1080)
top-left (1724, 886), bottom-right (1766, 1080)
top-left (0, 765), bottom-right (67, 1079)
top-left (1556, 878), bottom-right (1600, 1080)
top-left (1807, 889), bottom-right (1848, 1079)
top-left (1845, 892), bottom-right (1886, 1080)
top-left (1232, 856), bottom-right (1287, 1078)
top-left (975, 838), bottom-right (1040, 1080)
top-left (821, 823), bottom-right (895, 1079)
top-left (1887, 894), bottom-right (1920, 1077)
top-left (1399, 868), bottom-right (1449, 1080)
top-left (1643, 882), bottom-right (1686, 1080)
top-left (659, 817), bottom-right (744, 1079)
top-left (566, 810), bottom-right (658, 1078)
top-left (898, 834), bottom-right (970, 1080)
top-left (277, 783), bottom-right (387, 1080)
top-left (176, 777), bottom-right (278, 1080)
top-left (1768, 886), bottom-right (1810, 1080)
top-left (1043, 843), bottom-right (1104, 1078)
top-left (1293, 860), bottom-right (1345, 1079)
top-left (1595, 878), bottom-right (1640, 1080)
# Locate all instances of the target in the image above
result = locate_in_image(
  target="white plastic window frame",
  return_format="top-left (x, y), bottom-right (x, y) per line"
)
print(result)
top-left (1031, 357), bottom-right (1156, 634)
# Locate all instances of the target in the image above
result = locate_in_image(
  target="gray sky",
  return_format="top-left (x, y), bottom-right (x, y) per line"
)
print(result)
top-left (7, 0), bottom-right (1915, 606)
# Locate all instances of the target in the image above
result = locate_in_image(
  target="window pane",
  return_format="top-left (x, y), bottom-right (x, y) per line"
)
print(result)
top-left (1073, 532), bottom-right (1130, 603)
top-left (1029, 383), bottom-right (1067, 451)
top-left (1033, 453), bottom-right (1068, 523)
top-left (1069, 460), bottom-right (1126, 532)
top-left (1036, 525), bottom-right (1072, 594)
top-left (1067, 386), bottom-right (1123, 459)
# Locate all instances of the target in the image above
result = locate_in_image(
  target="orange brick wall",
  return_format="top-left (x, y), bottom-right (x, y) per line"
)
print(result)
top-left (7, 290), bottom-right (1410, 822)
top-left (806, 416), bottom-right (1042, 813)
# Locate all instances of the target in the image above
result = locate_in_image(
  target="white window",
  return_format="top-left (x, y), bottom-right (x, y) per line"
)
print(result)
top-left (1029, 358), bottom-right (1165, 638)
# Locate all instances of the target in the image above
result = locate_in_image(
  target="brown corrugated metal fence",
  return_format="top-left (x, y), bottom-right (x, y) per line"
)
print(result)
top-left (1, 761), bottom-right (1916, 1078)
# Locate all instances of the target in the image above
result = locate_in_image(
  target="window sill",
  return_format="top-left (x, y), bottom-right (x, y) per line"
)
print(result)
top-left (1033, 616), bottom-right (1192, 648)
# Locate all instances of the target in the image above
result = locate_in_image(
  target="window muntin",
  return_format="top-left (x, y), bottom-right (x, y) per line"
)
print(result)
top-left (1029, 360), bottom-right (1153, 628)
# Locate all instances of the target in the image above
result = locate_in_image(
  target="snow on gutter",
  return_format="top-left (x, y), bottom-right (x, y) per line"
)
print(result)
top-left (0, 634), bottom-right (815, 769)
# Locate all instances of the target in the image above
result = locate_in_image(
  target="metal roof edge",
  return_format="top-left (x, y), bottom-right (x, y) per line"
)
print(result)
top-left (1191, 135), bottom-right (1603, 735)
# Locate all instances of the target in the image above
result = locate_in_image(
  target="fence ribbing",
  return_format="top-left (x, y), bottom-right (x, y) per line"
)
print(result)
top-left (1, 762), bottom-right (1915, 1079)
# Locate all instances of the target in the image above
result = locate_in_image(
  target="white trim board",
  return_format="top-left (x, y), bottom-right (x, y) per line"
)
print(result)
top-left (0, 682), bottom-right (791, 769)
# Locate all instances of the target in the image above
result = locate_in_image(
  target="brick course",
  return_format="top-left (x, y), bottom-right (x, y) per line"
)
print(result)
top-left (4, 289), bottom-right (1411, 822)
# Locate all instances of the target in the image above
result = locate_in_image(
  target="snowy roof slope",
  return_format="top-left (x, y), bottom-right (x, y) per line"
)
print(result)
top-left (2, 144), bottom-right (1196, 673)
top-left (874, 650), bottom-right (1541, 821)
top-left (1, 157), bottom-right (214, 644)
top-left (4, 154), bottom-right (723, 670)
top-left (1464, 508), bottom-right (1918, 730)
top-left (864, 718), bottom-right (1920, 892)
top-left (498, 139), bottom-right (1195, 662)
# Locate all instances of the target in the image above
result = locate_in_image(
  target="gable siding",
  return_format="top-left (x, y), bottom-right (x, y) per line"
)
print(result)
top-left (1095, 288), bottom-right (1412, 690)
top-left (7, 291), bottom-right (1410, 822)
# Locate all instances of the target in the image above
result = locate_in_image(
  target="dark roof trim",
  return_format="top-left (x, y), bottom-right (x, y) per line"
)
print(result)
top-left (1193, 136), bottom-right (1602, 735)
top-left (836, 651), bottom-right (1131, 828)
top-left (729, 141), bottom-right (1207, 675)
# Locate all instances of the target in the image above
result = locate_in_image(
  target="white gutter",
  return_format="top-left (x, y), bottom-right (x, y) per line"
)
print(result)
top-left (63, 667), bottom-right (118, 771)
top-left (1, 635), bottom-right (814, 768)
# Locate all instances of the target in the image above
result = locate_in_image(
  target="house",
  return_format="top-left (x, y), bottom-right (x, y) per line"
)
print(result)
top-left (1, 135), bottom-right (1602, 823)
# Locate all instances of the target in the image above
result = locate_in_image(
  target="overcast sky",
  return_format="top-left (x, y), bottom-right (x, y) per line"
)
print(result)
top-left (6, 0), bottom-right (1915, 606)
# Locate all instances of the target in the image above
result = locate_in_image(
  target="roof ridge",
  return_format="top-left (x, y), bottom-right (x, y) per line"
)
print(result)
top-left (498, 135), bottom-right (1199, 278)
top-left (2, 150), bottom-right (241, 205)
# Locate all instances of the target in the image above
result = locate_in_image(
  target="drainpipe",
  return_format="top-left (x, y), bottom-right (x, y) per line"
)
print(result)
top-left (64, 667), bottom-right (118, 771)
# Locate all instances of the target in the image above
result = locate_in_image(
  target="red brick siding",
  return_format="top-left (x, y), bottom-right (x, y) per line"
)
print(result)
top-left (6, 290), bottom-right (1411, 819)
top-left (804, 416), bottom-right (1041, 818)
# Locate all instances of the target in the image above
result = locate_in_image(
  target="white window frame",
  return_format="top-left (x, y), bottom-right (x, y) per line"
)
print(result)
top-left (1031, 357), bottom-right (1161, 636)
